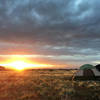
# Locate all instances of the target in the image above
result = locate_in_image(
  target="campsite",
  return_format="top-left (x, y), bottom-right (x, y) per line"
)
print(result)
top-left (0, 64), bottom-right (100, 100)
top-left (0, 0), bottom-right (100, 100)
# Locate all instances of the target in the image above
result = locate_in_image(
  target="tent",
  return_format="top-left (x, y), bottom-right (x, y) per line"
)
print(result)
top-left (73, 64), bottom-right (100, 80)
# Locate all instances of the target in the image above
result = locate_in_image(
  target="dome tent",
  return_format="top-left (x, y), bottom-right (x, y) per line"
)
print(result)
top-left (80, 64), bottom-right (94, 70)
top-left (73, 64), bottom-right (100, 80)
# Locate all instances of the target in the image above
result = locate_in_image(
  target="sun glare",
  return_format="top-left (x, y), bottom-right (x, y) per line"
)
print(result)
top-left (1, 60), bottom-right (53, 71)
top-left (9, 61), bottom-right (29, 70)
top-left (0, 55), bottom-right (54, 71)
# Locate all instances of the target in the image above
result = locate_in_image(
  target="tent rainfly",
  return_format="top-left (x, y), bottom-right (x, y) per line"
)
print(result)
top-left (73, 64), bottom-right (100, 80)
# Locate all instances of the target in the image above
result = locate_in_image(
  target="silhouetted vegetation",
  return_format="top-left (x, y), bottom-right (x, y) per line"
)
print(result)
top-left (0, 66), bottom-right (5, 70)
top-left (95, 64), bottom-right (100, 71)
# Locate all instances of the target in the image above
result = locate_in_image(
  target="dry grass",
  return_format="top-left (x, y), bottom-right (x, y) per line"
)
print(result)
top-left (0, 69), bottom-right (99, 100)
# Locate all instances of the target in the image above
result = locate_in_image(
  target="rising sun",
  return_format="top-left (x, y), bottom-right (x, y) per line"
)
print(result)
top-left (1, 60), bottom-right (53, 71)
top-left (9, 61), bottom-right (30, 70)
top-left (0, 56), bottom-right (53, 71)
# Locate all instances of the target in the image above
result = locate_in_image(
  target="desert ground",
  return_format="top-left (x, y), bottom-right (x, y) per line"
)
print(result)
top-left (0, 69), bottom-right (100, 100)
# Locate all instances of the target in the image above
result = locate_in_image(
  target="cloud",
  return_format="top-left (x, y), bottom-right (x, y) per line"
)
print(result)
top-left (0, 0), bottom-right (100, 66)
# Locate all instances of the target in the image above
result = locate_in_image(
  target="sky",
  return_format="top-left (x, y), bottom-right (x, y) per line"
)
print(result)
top-left (0, 0), bottom-right (100, 68)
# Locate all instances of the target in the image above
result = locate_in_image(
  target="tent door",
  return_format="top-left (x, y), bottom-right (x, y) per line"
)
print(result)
top-left (83, 69), bottom-right (95, 77)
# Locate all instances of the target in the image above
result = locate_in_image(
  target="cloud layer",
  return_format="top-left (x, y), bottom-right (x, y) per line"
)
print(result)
top-left (0, 0), bottom-right (100, 67)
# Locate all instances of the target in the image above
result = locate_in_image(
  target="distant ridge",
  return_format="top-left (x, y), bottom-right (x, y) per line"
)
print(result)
top-left (0, 66), bottom-right (6, 71)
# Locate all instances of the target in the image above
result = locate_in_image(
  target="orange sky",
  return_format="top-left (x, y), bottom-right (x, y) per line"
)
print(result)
top-left (0, 55), bottom-right (72, 69)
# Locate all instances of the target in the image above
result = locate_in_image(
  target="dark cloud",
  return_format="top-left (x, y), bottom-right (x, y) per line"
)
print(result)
top-left (0, 0), bottom-right (100, 66)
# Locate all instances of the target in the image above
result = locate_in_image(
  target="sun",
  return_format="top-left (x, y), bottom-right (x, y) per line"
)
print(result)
top-left (9, 61), bottom-right (29, 71)
top-left (0, 55), bottom-right (54, 71)
top-left (2, 60), bottom-right (53, 71)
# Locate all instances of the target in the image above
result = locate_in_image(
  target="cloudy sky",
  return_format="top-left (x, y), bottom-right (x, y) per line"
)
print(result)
top-left (0, 0), bottom-right (100, 68)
